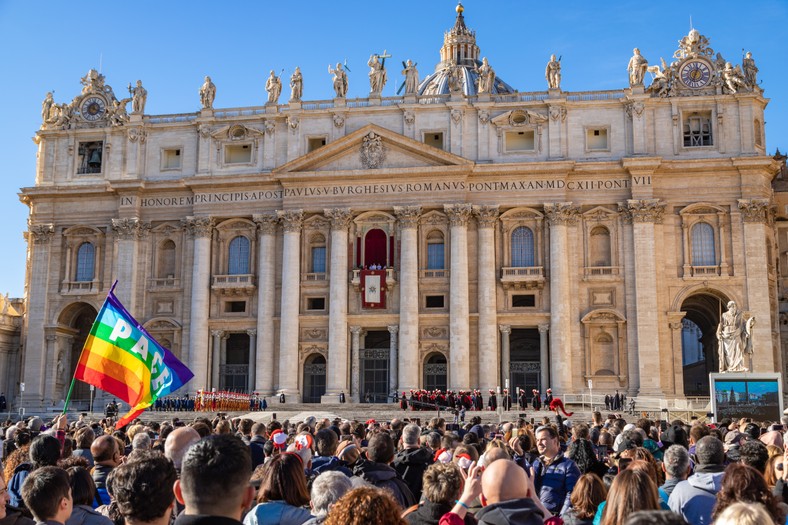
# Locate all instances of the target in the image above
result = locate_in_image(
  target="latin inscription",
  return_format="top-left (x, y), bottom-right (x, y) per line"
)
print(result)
top-left (121, 177), bottom-right (650, 208)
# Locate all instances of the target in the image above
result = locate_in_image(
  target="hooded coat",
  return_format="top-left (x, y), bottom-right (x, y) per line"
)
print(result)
top-left (667, 467), bottom-right (725, 525)
top-left (473, 498), bottom-right (544, 525)
top-left (393, 446), bottom-right (435, 501)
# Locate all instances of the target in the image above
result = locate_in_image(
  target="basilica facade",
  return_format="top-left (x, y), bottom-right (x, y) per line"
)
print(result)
top-left (14, 6), bottom-right (782, 408)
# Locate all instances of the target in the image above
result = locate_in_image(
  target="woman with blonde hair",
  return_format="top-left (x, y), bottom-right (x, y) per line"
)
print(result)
top-left (562, 473), bottom-right (607, 525)
top-left (713, 501), bottom-right (775, 525)
top-left (599, 468), bottom-right (660, 525)
top-left (764, 453), bottom-right (783, 490)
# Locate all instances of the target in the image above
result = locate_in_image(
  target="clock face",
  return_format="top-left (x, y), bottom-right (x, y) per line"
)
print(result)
top-left (680, 60), bottom-right (712, 89)
top-left (81, 96), bottom-right (106, 121)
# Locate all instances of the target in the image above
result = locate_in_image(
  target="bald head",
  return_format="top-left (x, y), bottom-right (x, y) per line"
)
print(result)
top-left (91, 435), bottom-right (119, 465)
top-left (481, 459), bottom-right (530, 504)
top-left (165, 426), bottom-right (202, 470)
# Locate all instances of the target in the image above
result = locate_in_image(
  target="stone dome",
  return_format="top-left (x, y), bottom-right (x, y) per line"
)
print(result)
top-left (418, 2), bottom-right (516, 97)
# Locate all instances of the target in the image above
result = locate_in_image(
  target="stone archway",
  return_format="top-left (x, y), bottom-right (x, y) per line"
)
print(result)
top-left (680, 291), bottom-right (729, 396)
top-left (302, 353), bottom-right (326, 403)
top-left (423, 352), bottom-right (447, 391)
top-left (57, 302), bottom-right (99, 404)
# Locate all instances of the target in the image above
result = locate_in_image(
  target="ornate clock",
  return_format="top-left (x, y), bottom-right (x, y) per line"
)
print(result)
top-left (81, 96), bottom-right (107, 121)
top-left (679, 60), bottom-right (712, 89)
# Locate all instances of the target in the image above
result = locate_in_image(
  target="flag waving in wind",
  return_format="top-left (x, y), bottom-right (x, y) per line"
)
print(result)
top-left (73, 284), bottom-right (193, 427)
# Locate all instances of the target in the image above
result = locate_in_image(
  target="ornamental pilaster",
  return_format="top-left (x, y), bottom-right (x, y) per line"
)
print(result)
top-left (253, 212), bottom-right (279, 234)
top-left (324, 208), bottom-right (353, 230)
top-left (278, 210), bottom-right (304, 232)
top-left (111, 218), bottom-right (150, 240)
top-left (28, 223), bottom-right (55, 244)
top-left (738, 198), bottom-right (771, 223)
top-left (394, 206), bottom-right (422, 230)
top-left (183, 216), bottom-right (215, 238)
top-left (473, 205), bottom-right (500, 228)
top-left (544, 202), bottom-right (580, 225)
top-left (444, 203), bottom-right (473, 226)
top-left (626, 199), bottom-right (666, 224)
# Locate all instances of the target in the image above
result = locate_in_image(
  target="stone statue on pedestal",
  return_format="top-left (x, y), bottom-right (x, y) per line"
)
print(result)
top-left (742, 52), bottom-right (758, 87)
top-left (329, 63), bottom-right (348, 98)
top-left (368, 54), bottom-right (387, 95)
top-left (545, 54), bottom-right (561, 89)
top-left (42, 92), bottom-right (54, 123)
top-left (290, 67), bottom-right (303, 101)
top-left (402, 60), bottom-right (419, 95)
top-left (129, 80), bottom-right (147, 114)
top-left (717, 300), bottom-right (754, 372)
top-left (265, 70), bottom-right (282, 104)
top-left (199, 76), bottom-right (216, 109)
top-left (627, 48), bottom-right (648, 86)
top-left (475, 57), bottom-right (495, 94)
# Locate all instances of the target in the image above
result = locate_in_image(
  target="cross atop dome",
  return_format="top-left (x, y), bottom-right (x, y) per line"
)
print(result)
top-left (441, 1), bottom-right (479, 67)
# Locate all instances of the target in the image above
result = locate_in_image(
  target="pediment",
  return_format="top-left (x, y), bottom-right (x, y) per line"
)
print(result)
top-left (273, 124), bottom-right (473, 174)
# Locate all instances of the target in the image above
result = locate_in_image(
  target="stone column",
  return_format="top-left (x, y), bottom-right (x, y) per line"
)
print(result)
top-left (474, 205), bottom-right (499, 390)
top-left (738, 199), bottom-right (778, 372)
top-left (544, 203), bottom-right (579, 393)
top-left (667, 313), bottom-right (686, 397)
top-left (45, 333), bottom-right (58, 403)
top-left (323, 208), bottom-right (353, 402)
top-left (350, 326), bottom-right (362, 402)
top-left (445, 203), bottom-right (473, 390)
top-left (185, 217), bottom-right (214, 389)
top-left (247, 329), bottom-right (257, 391)
top-left (499, 325), bottom-right (511, 389)
top-left (626, 199), bottom-right (666, 395)
top-left (538, 323), bottom-right (550, 391)
top-left (394, 206), bottom-right (421, 392)
top-left (388, 325), bottom-right (399, 395)
top-left (111, 218), bottom-right (150, 313)
top-left (23, 223), bottom-right (54, 403)
top-left (210, 330), bottom-right (223, 390)
top-left (277, 210), bottom-right (303, 401)
top-left (253, 213), bottom-right (278, 395)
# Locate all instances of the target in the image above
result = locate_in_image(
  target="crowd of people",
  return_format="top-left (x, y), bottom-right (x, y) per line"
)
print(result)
top-left (398, 389), bottom-right (556, 413)
top-left (1, 406), bottom-right (787, 525)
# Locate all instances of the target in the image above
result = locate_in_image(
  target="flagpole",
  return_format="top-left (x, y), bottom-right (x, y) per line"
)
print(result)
top-left (63, 280), bottom-right (119, 414)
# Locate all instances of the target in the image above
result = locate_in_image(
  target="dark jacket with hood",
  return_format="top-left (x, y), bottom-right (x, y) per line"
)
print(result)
top-left (393, 446), bottom-right (435, 501)
top-left (353, 458), bottom-right (416, 509)
top-left (406, 500), bottom-right (477, 525)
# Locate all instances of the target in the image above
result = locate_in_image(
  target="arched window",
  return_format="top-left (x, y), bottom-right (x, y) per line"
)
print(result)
top-left (511, 226), bottom-right (535, 267)
top-left (157, 240), bottom-right (176, 278)
top-left (228, 236), bottom-right (250, 275)
top-left (691, 222), bottom-right (716, 266)
top-left (426, 230), bottom-right (445, 270)
top-left (589, 226), bottom-right (612, 267)
top-left (75, 242), bottom-right (95, 281)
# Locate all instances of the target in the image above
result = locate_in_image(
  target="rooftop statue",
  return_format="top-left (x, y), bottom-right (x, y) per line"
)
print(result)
top-left (290, 67), bottom-right (303, 101)
top-left (199, 76), bottom-right (216, 109)
top-left (474, 57), bottom-right (495, 94)
top-left (401, 60), bottom-right (419, 95)
top-left (368, 53), bottom-right (388, 95)
top-left (627, 48), bottom-right (648, 86)
top-left (721, 62), bottom-right (748, 94)
top-left (545, 54), bottom-right (561, 90)
top-left (41, 92), bottom-right (54, 124)
top-left (129, 80), bottom-right (147, 114)
top-left (265, 70), bottom-right (282, 104)
top-left (674, 28), bottom-right (714, 59)
top-left (742, 51), bottom-right (758, 87)
top-left (328, 62), bottom-right (348, 98)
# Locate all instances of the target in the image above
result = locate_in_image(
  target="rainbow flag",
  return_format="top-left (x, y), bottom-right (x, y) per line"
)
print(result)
top-left (75, 286), bottom-right (193, 427)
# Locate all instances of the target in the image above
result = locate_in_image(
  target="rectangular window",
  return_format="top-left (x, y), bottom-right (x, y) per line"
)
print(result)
top-left (426, 242), bottom-right (445, 270)
top-left (505, 130), bottom-right (535, 152)
top-left (425, 295), bottom-right (445, 308)
top-left (307, 297), bottom-right (326, 310)
top-left (162, 148), bottom-right (182, 170)
top-left (225, 144), bottom-right (252, 164)
top-left (683, 112), bottom-right (713, 147)
top-left (307, 137), bottom-right (327, 152)
top-left (224, 301), bottom-right (246, 313)
top-left (311, 246), bottom-right (327, 273)
top-left (512, 294), bottom-right (536, 307)
top-left (77, 141), bottom-right (103, 174)
top-left (586, 128), bottom-right (609, 151)
top-left (423, 132), bottom-right (444, 150)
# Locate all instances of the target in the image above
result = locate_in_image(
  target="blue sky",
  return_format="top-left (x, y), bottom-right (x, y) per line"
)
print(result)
top-left (0, 0), bottom-right (786, 298)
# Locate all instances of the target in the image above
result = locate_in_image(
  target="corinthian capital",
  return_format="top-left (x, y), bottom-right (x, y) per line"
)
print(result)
top-left (544, 202), bottom-right (580, 225)
top-left (324, 208), bottom-right (353, 230)
top-left (28, 223), bottom-right (55, 244)
top-left (473, 205), bottom-right (500, 228)
top-left (253, 212), bottom-right (279, 235)
top-left (444, 203), bottom-right (473, 226)
top-left (278, 209), bottom-right (304, 232)
top-left (394, 206), bottom-right (422, 229)
top-left (182, 216), bottom-right (215, 238)
top-left (626, 199), bottom-right (666, 223)
top-left (738, 198), bottom-right (771, 223)
top-left (111, 217), bottom-right (150, 240)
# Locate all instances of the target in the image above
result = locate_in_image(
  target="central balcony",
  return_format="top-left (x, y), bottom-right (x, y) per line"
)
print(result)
top-left (500, 266), bottom-right (545, 290)
top-left (212, 274), bottom-right (256, 295)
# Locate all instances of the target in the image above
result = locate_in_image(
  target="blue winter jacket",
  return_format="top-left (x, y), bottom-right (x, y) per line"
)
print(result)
top-left (532, 453), bottom-right (581, 516)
